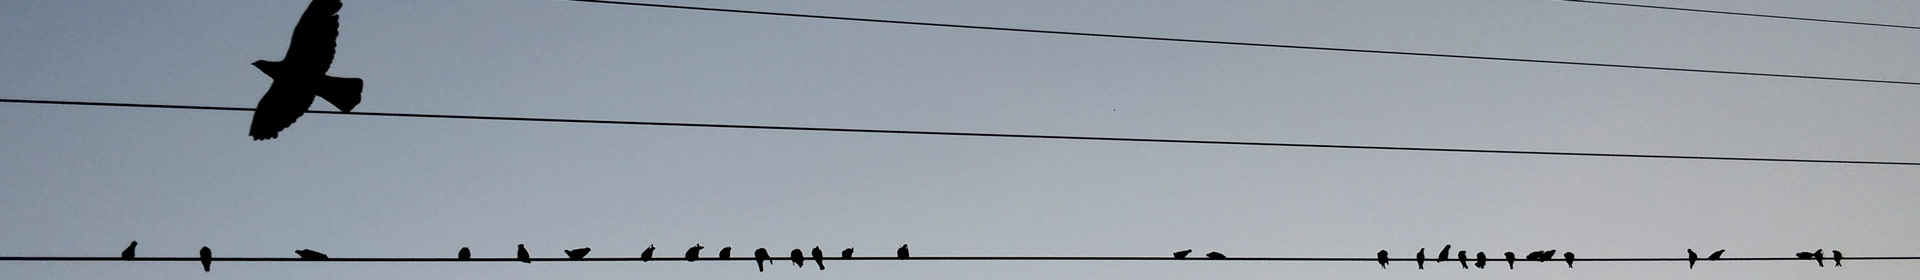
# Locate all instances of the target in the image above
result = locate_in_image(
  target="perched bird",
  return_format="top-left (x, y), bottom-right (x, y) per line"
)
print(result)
top-left (1416, 248), bottom-right (1426, 269)
top-left (641, 245), bottom-right (655, 262)
top-left (1504, 252), bottom-right (1516, 269)
top-left (1376, 250), bottom-right (1389, 269)
top-left (1707, 250), bottom-right (1724, 261)
top-left (686, 244), bottom-right (705, 262)
top-left (790, 249), bottom-right (806, 268)
top-left (754, 248), bottom-right (771, 272)
top-left (248, 0), bottom-right (364, 140)
top-left (1563, 252), bottom-right (1575, 268)
top-left (458, 247), bottom-right (471, 260)
top-left (1542, 250), bottom-right (1557, 262)
top-left (1687, 249), bottom-right (1698, 268)
top-left (517, 244), bottom-right (531, 264)
top-left (842, 248), bottom-right (854, 259)
top-left (1796, 251), bottom-right (1813, 259)
top-left (1174, 249), bottom-right (1193, 259)
top-left (718, 247), bottom-right (732, 260)
top-left (897, 244), bottom-right (910, 259)
top-left (1525, 251), bottom-right (1544, 261)
top-left (1458, 251), bottom-right (1469, 269)
top-left (1475, 252), bottom-right (1487, 269)
top-left (564, 247), bottom-right (591, 259)
top-left (295, 249), bottom-right (328, 260)
top-left (1833, 250), bottom-right (1843, 267)
top-left (121, 241), bottom-right (137, 260)
top-left (1438, 245), bottom-right (1451, 264)
top-left (812, 246), bottom-right (826, 270)
top-left (1814, 249), bottom-right (1825, 267)
top-left (199, 246), bottom-right (213, 272)
top-left (1206, 252), bottom-right (1226, 259)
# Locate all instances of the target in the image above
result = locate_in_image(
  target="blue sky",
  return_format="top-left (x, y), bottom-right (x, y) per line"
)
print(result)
top-left (2, 0), bottom-right (1918, 279)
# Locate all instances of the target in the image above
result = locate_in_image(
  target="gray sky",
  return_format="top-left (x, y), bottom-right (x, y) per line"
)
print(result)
top-left (3, 0), bottom-right (1918, 279)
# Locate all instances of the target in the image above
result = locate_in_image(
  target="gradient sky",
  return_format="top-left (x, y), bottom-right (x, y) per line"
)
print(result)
top-left (3, 0), bottom-right (1918, 279)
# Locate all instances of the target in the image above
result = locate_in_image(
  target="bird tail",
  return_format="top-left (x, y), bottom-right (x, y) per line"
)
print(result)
top-left (317, 76), bottom-right (362, 112)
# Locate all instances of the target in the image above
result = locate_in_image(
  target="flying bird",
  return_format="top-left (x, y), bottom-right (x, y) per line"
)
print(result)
top-left (686, 244), bottom-right (705, 262)
top-left (1707, 250), bottom-right (1724, 261)
top-left (295, 249), bottom-right (328, 260)
top-left (1416, 248), bottom-right (1426, 269)
top-left (842, 248), bottom-right (854, 258)
top-left (1174, 249), bottom-right (1192, 259)
top-left (790, 249), bottom-right (806, 268)
top-left (1504, 252), bottom-right (1516, 269)
top-left (897, 244), bottom-right (910, 259)
top-left (1475, 252), bottom-right (1487, 269)
top-left (564, 247), bottom-right (591, 259)
top-left (1813, 249), bottom-right (1825, 267)
top-left (517, 244), bottom-right (531, 264)
top-left (1458, 251), bottom-right (1469, 269)
top-left (458, 247), bottom-right (470, 260)
top-left (1833, 250), bottom-right (1843, 267)
top-left (199, 246), bottom-right (213, 272)
top-left (812, 246), bottom-right (826, 270)
top-left (121, 241), bottom-right (137, 260)
top-left (1563, 252), bottom-right (1575, 268)
top-left (248, 0), bottom-right (364, 140)
top-left (754, 248), bottom-right (771, 272)
top-left (1206, 252), bottom-right (1226, 259)
top-left (1437, 245), bottom-right (1451, 264)
top-left (641, 244), bottom-right (655, 262)
top-left (718, 247), bottom-right (732, 260)
top-left (1688, 249), bottom-right (1698, 268)
top-left (1376, 250), bottom-right (1388, 269)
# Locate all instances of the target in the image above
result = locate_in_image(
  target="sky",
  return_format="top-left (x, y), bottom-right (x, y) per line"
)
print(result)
top-left (2, 0), bottom-right (1919, 279)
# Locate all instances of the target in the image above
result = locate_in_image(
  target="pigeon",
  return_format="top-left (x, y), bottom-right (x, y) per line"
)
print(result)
top-left (1707, 249), bottom-right (1724, 261)
top-left (248, 0), bottom-right (364, 140)
top-left (790, 249), bottom-right (806, 268)
top-left (1174, 249), bottom-right (1193, 259)
top-left (641, 244), bottom-right (655, 262)
top-left (1206, 252), bottom-right (1226, 259)
top-left (1438, 245), bottom-right (1451, 264)
top-left (517, 244), bottom-right (531, 264)
top-left (718, 247), bottom-right (732, 260)
top-left (1563, 252), bottom-right (1575, 268)
top-left (1416, 248), bottom-right (1426, 269)
top-left (754, 248), bottom-right (771, 272)
top-left (1475, 252), bottom-right (1487, 269)
top-left (1833, 250), bottom-right (1843, 267)
top-left (458, 247), bottom-right (471, 260)
top-left (199, 246), bottom-right (213, 272)
top-left (1458, 251), bottom-right (1469, 269)
top-left (1688, 249), bottom-right (1698, 268)
top-left (1504, 252), bottom-right (1516, 269)
top-left (897, 244), bottom-right (910, 259)
top-left (295, 249), bottom-right (328, 260)
top-left (842, 248), bottom-right (854, 259)
top-left (1814, 249), bottom-right (1825, 267)
top-left (564, 247), bottom-right (591, 259)
top-left (121, 241), bottom-right (137, 260)
top-left (1542, 250), bottom-right (1557, 262)
top-left (1376, 250), bottom-right (1389, 269)
top-left (686, 244), bottom-right (704, 262)
top-left (812, 246), bottom-right (826, 270)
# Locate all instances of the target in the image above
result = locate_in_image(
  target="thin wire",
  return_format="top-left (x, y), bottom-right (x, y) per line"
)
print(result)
top-left (5, 97), bottom-right (1918, 166)
top-left (561, 0), bottom-right (1920, 87)
top-left (1, 256), bottom-right (1915, 262)
top-left (1564, 0), bottom-right (1920, 30)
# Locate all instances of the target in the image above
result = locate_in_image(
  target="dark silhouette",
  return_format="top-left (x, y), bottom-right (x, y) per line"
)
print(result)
top-left (812, 246), bottom-right (826, 270)
top-left (790, 249), bottom-right (805, 268)
top-left (1563, 252), bottom-right (1575, 268)
top-left (1205, 252), bottom-right (1225, 259)
top-left (754, 248), bottom-right (771, 272)
top-left (686, 244), bottom-right (704, 262)
top-left (249, 0), bottom-right (363, 140)
top-left (458, 247), bottom-right (470, 260)
top-left (199, 246), bottom-right (212, 272)
top-left (897, 244), bottom-right (910, 259)
top-left (1475, 252), bottom-right (1487, 269)
top-left (1707, 249), bottom-right (1724, 261)
top-left (517, 244), bottom-right (530, 264)
top-left (1542, 250), bottom-right (1557, 262)
top-left (1504, 251), bottom-right (1516, 269)
top-left (1833, 250), bottom-right (1843, 267)
top-left (1173, 249), bottom-right (1192, 259)
top-left (718, 247), bottom-right (732, 260)
top-left (564, 247), bottom-right (591, 259)
top-left (1796, 251), bottom-right (1813, 259)
top-left (121, 241), bottom-right (137, 260)
top-left (1437, 245), bottom-right (1451, 264)
top-left (1525, 251), bottom-right (1543, 261)
top-left (1813, 249), bottom-right (1825, 267)
top-left (1457, 251), bottom-right (1469, 269)
top-left (295, 249), bottom-right (328, 260)
top-left (1688, 249), bottom-right (1698, 268)
top-left (1416, 248), bottom-right (1426, 269)
top-left (842, 248), bottom-right (854, 259)
top-left (1376, 250), bottom-right (1388, 268)
top-left (641, 244), bottom-right (655, 262)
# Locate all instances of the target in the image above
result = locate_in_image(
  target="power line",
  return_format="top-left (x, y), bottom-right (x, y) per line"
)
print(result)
top-left (6, 97), bottom-right (1919, 166)
top-left (1564, 0), bottom-right (1920, 30)
top-left (2, 256), bottom-right (1913, 262)
top-left (562, 0), bottom-right (1920, 87)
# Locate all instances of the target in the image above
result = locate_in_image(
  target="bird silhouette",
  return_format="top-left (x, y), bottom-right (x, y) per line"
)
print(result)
top-left (295, 249), bottom-right (328, 260)
top-left (1688, 249), bottom-right (1698, 269)
top-left (1708, 249), bottom-right (1724, 261)
top-left (1563, 252), bottom-right (1575, 268)
top-left (1525, 251), bottom-right (1544, 261)
top-left (754, 248), bottom-right (771, 272)
top-left (843, 248), bottom-right (854, 258)
top-left (248, 0), bottom-right (363, 140)
top-left (459, 247), bottom-right (471, 260)
top-left (517, 244), bottom-right (530, 264)
top-left (1376, 250), bottom-right (1388, 269)
top-left (1813, 249), bottom-right (1825, 267)
top-left (718, 247), bottom-right (732, 260)
top-left (1458, 251), bottom-right (1469, 269)
top-left (1437, 245), bottom-right (1451, 264)
top-left (121, 241), bottom-right (137, 260)
top-left (1174, 249), bottom-right (1193, 259)
top-left (1504, 252), bottom-right (1516, 269)
top-left (641, 244), bottom-right (655, 262)
top-left (1833, 250), bottom-right (1843, 267)
top-left (686, 244), bottom-right (704, 262)
top-left (199, 246), bottom-right (212, 272)
top-left (564, 247), bottom-right (591, 260)
top-left (790, 249), bottom-right (806, 268)
top-left (1796, 251), bottom-right (1813, 259)
top-left (1206, 252), bottom-right (1225, 259)
top-left (812, 246), bottom-right (826, 270)
top-left (1542, 250), bottom-right (1557, 262)
top-left (1475, 252), bottom-right (1487, 269)
top-left (1416, 248), bottom-right (1426, 269)
top-left (897, 244), bottom-right (910, 259)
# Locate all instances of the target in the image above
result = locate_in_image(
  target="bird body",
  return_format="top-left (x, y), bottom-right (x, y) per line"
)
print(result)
top-left (754, 248), bottom-right (771, 272)
top-left (718, 247), bottom-right (732, 259)
top-left (1458, 251), bottom-right (1468, 269)
top-left (1833, 250), bottom-right (1843, 267)
top-left (459, 247), bottom-right (471, 260)
top-left (295, 249), bottom-right (328, 260)
top-left (1813, 249), bottom-right (1825, 267)
top-left (121, 241), bottom-right (137, 260)
top-left (1542, 250), bottom-right (1557, 262)
top-left (1437, 245), bottom-right (1451, 263)
top-left (842, 248), bottom-right (854, 259)
top-left (1688, 249), bottom-right (1698, 269)
top-left (1525, 251), bottom-right (1543, 261)
top-left (1563, 252), bottom-right (1575, 268)
top-left (812, 246), bottom-right (826, 270)
top-left (641, 245), bottom-right (655, 262)
top-left (1174, 249), bottom-right (1192, 259)
top-left (517, 244), bottom-right (531, 264)
top-left (1376, 250), bottom-right (1388, 268)
top-left (564, 247), bottom-right (591, 259)
top-left (1205, 252), bottom-right (1225, 259)
top-left (249, 0), bottom-right (363, 140)
top-left (897, 244), bottom-right (910, 259)
top-left (1475, 252), bottom-right (1487, 269)
top-left (1504, 252), bottom-right (1516, 269)
top-left (790, 249), bottom-right (806, 268)
top-left (686, 244), bottom-right (705, 262)
top-left (199, 246), bottom-right (213, 272)
top-left (1707, 249), bottom-right (1724, 261)
top-left (1416, 248), bottom-right (1426, 269)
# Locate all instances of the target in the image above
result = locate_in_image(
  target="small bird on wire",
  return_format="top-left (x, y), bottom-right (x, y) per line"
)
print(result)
top-left (1438, 245), bottom-right (1451, 264)
top-left (1458, 251), bottom-right (1469, 269)
top-left (1525, 251), bottom-right (1544, 262)
top-left (897, 244), bottom-right (910, 259)
top-left (1504, 252), bottom-right (1516, 269)
top-left (842, 248), bottom-right (854, 259)
top-left (1814, 249), bottom-right (1825, 267)
top-left (1707, 249), bottom-right (1724, 261)
top-left (564, 247), bottom-right (591, 259)
top-left (121, 241), bottom-right (137, 260)
top-left (248, 0), bottom-right (364, 140)
top-left (295, 249), bottom-right (328, 260)
top-left (790, 249), bottom-right (806, 268)
top-left (641, 244), bottom-right (655, 262)
top-left (1416, 248), bottom-right (1426, 269)
top-left (199, 246), bottom-right (213, 272)
top-left (718, 247), bottom-right (732, 260)
top-left (1833, 250), bottom-right (1844, 267)
top-left (458, 247), bottom-right (470, 260)
top-left (1174, 249), bottom-right (1192, 259)
top-left (1542, 250), bottom-right (1557, 262)
top-left (754, 248), bottom-right (771, 272)
top-left (1688, 249), bottom-right (1698, 269)
top-left (1376, 250), bottom-right (1389, 269)
top-left (1564, 252), bottom-right (1576, 268)
top-left (686, 244), bottom-right (704, 262)
top-left (1206, 252), bottom-right (1226, 259)
top-left (1475, 252), bottom-right (1487, 269)
top-left (812, 246), bottom-right (827, 270)
top-left (517, 244), bottom-right (530, 264)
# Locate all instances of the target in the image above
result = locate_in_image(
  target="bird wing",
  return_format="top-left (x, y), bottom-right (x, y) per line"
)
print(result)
top-left (249, 83), bottom-right (314, 140)
top-left (284, 0), bottom-right (343, 70)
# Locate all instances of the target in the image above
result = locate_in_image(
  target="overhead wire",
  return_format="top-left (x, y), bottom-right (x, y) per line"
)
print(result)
top-left (1563, 0), bottom-right (1920, 30)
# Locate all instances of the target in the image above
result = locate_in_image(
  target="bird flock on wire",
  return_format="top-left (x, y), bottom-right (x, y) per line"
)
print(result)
top-left (1348, 245), bottom-right (1846, 270)
top-left (120, 241), bottom-right (908, 272)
